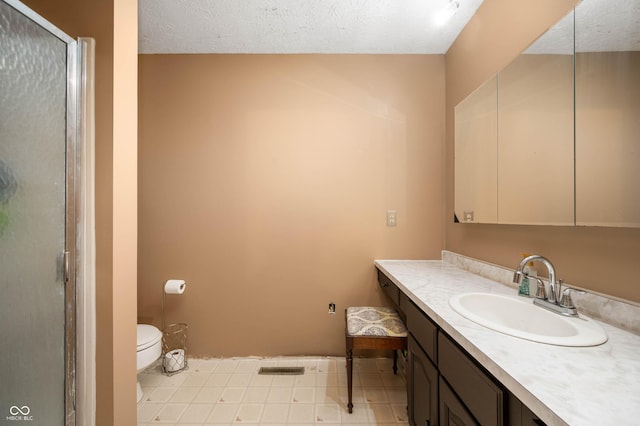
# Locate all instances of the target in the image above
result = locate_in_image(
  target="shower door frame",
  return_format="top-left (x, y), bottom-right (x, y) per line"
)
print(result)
top-left (3, 1), bottom-right (90, 425)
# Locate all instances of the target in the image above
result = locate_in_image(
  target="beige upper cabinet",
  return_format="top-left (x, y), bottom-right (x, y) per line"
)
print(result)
top-left (454, 0), bottom-right (640, 228)
top-left (575, 0), bottom-right (640, 227)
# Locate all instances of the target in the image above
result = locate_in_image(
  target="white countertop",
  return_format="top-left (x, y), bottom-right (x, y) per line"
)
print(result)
top-left (374, 259), bottom-right (640, 426)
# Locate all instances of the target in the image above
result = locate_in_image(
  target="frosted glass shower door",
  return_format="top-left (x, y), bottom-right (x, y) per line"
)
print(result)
top-left (0, 1), bottom-right (75, 424)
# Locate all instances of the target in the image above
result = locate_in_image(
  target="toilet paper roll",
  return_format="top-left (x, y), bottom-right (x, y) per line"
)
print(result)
top-left (163, 349), bottom-right (185, 373)
top-left (164, 279), bottom-right (186, 294)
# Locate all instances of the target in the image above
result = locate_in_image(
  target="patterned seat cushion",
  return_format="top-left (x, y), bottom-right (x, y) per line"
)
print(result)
top-left (346, 307), bottom-right (407, 337)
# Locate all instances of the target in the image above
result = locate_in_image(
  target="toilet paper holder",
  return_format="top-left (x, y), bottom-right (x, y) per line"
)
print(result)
top-left (161, 279), bottom-right (188, 375)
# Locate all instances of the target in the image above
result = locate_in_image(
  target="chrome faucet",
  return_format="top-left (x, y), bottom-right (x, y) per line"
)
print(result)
top-left (513, 254), bottom-right (582, 316)
top-left (513, 254), bottom-right (559, 302)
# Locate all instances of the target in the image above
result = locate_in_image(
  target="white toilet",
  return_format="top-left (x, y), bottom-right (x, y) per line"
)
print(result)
top-left (137, 324), bottom-right (162, 402)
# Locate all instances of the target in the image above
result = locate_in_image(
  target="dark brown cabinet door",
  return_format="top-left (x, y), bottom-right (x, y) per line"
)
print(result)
top-left (408, 335), bottom-right (439, 426)
top-left (439, 377), bottom-right (479, 426)
top-left (438, 333), bottom-right (504, 426)
top-left (522, 406), bottom-right (545, 426)
top-left (508, 393), bottom-right (546, 426)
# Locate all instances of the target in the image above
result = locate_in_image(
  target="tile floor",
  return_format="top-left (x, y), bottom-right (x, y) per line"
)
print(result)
top-left (137, 356), bottom-right (409, 425)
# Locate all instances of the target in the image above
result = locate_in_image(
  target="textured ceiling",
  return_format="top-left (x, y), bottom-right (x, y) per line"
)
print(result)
top-left (139, 0), bottom-right (484, 54)
top-left (525, 0), bottom-right (640, 55)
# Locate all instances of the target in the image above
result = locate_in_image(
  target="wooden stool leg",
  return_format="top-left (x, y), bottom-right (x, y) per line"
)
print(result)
top-left (393, 349), bottom-right (398, 375)
top-left (347, 347), bottom-right (353, 413)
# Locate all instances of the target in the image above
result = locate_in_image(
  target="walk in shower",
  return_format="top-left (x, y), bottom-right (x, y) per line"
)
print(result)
top-left (0, 1), bottom-right (94, 424)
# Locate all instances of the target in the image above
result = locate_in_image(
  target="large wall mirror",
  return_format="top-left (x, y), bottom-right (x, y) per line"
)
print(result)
top-left (497, 11), bottom-right (574, 225)
top-left (454, 76), bottom-right (497, 224)
top-left (575, 0), bottom-right (640, 227)
top-left (454, 0), bottom-right (640, 228)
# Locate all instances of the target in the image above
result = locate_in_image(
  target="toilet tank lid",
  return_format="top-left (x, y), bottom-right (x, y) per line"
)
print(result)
top-left (137, 324), bottom-right (162, 349)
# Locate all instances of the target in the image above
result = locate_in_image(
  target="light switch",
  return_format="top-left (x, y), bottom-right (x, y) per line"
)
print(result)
top-left (386, 210), bottom-right (397, 227)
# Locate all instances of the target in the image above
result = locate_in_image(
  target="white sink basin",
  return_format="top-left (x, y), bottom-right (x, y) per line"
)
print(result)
top-left (449, 292), bottom-right (608, 346)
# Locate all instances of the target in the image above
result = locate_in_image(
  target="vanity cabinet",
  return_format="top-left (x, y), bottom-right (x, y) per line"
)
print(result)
top-left (378, 268), bottom-right (401, 307)
top-left (377, 269), bottom-right (408, 378)
top-left (438, 332), bottom-right (504, 425)
top-left (377, 269), bottom-right (545, 426)
top-left (408, 335), bottom-right (438, 426)
top-left (405, 302), bottom-right (543, 426)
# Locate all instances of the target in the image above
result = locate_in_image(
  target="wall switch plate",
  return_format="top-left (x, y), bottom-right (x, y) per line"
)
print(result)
top-left (386, 210), bottom-right (397, 227)
top-left (328, 303), bottom-right (336, 314)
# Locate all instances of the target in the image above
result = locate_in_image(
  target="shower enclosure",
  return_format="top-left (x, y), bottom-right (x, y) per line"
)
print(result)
top-left (0, 1), bottom-right (94, 424)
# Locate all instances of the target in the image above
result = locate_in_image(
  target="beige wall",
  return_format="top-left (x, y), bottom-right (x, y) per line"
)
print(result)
top-left (138, 54), bottom-right (445, 356)
top-left (21, 0), bottom-right (138, 424)
top-left (446, 0), bottom-right (640, 303)
top-left (112, 0), bottom-right (138, 423)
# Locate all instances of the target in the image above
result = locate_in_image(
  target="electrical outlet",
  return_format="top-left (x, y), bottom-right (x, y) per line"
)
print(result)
top-left (386, 210), bottom-right (397, 227)
top-left (328, 303), bottom-right (336, 315)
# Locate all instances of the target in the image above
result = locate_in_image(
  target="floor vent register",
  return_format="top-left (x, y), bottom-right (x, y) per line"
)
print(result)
top-left (258, 366), bottom-right (305, 375)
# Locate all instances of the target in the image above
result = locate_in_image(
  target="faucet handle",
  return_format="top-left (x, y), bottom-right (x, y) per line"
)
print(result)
top-left (548, 278), bottom-right (561, 304)
top-left (533, 277), bottom-right (547, 300)
top-left (559, 285), bottom-right (587, 309)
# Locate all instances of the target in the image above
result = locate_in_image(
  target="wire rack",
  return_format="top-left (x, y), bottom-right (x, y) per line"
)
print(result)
top-left (161, 322), bottom-right (188, 375)
top-left (161, 284), bottom-right (188, 375)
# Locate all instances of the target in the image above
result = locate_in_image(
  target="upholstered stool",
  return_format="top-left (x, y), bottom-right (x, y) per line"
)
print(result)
top-left (345, 306), bottom-right (408, 413)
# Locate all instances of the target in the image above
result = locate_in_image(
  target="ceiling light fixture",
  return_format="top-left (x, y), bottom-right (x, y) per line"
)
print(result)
top-left (434, 0), bottom-right (460, 27)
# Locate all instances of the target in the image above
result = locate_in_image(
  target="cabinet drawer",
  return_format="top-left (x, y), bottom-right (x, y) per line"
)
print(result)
top-left (405, 300), bottom-right (438, 363)
top-left (377, 268), bottom-right (400, 306)
top-left (438, 333), bottom-right (504, 426)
